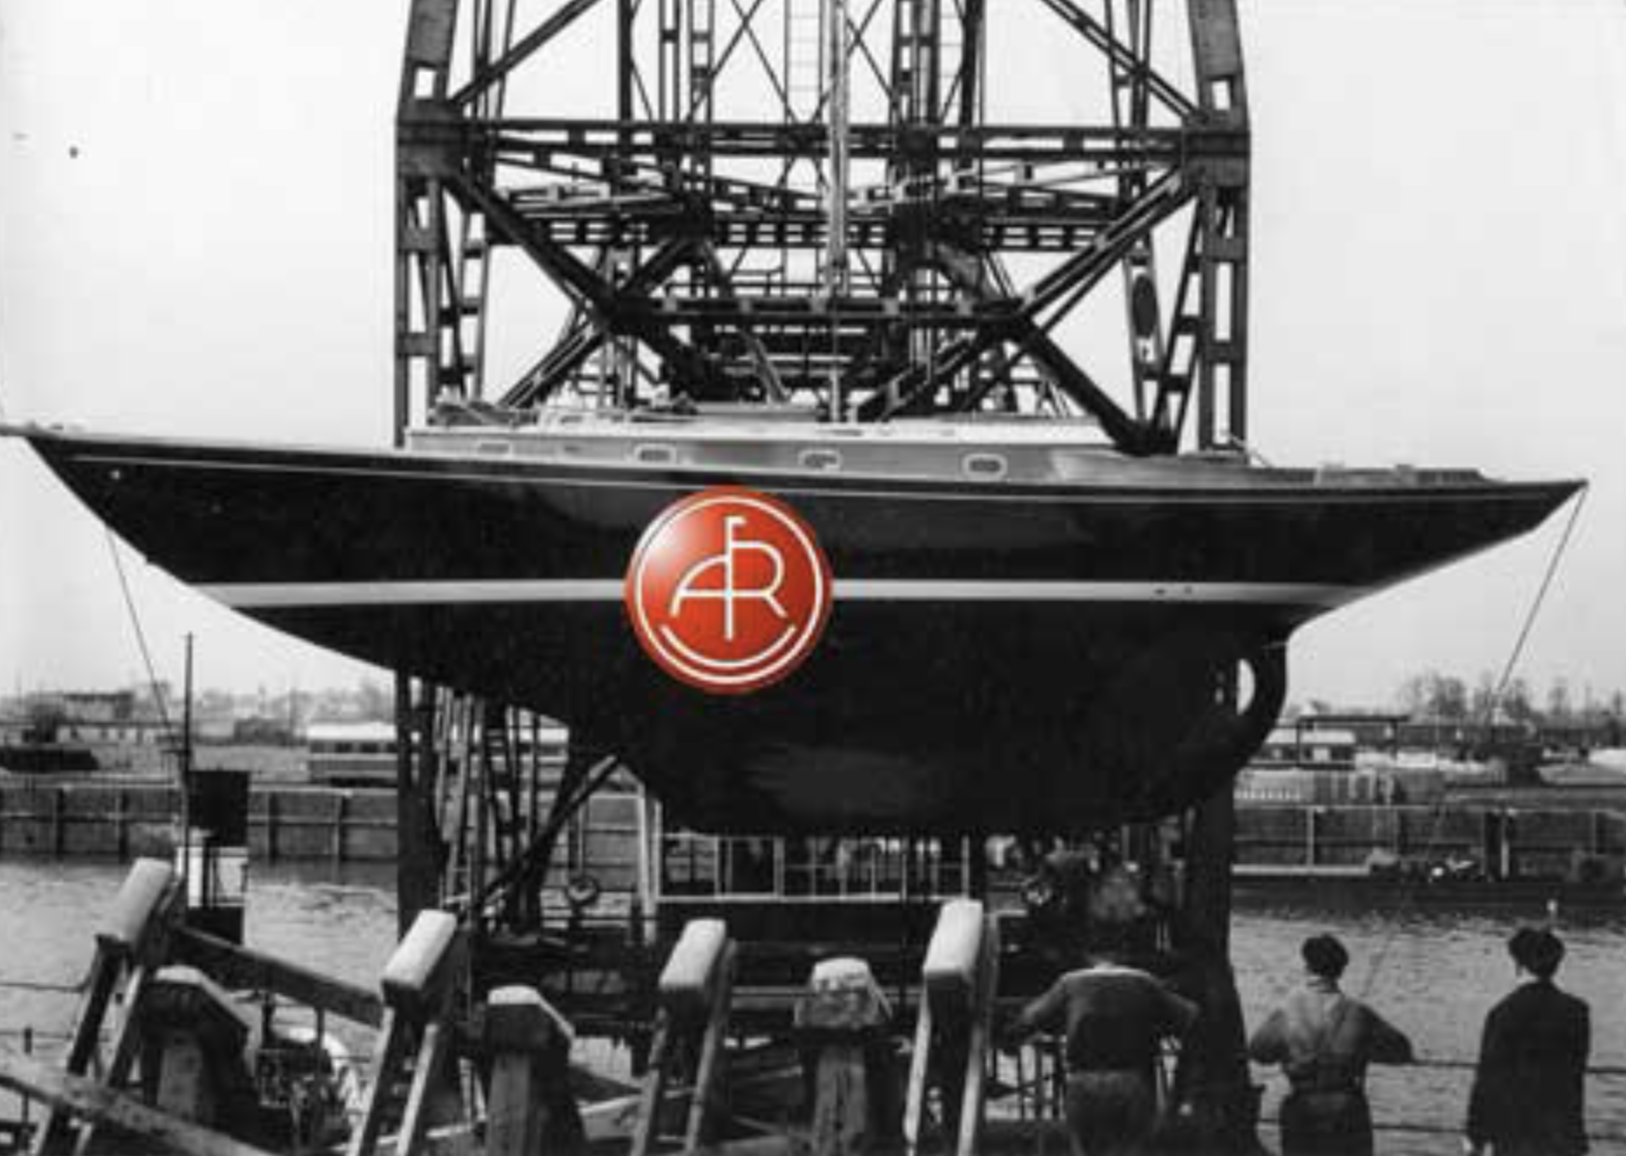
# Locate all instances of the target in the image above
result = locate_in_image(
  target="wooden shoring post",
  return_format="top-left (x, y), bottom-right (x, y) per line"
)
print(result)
top-left (630, 918), bottom-right (736, 1156)
top-left (953, 915), bottom-right (997, 1156)
top-left (901, 981), bottom-right (933, 1155)
top-left (347, 910), bottom-right (466, 1156)
top-left (135, 966), bottom-right (256, 1131)
top-left (799, 955), bottom-right (897, 1156)
top-left (906, 899), bottom-right (992, 1156)
top-left (482, 987), bottom-right (584, 1156)
top-left (683, 939), bottom-right (736, 1150)
top-left (33, 858), bottom-right (178, 1156)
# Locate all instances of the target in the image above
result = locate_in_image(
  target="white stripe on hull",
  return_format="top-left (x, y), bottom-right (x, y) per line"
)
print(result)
top-left (198, 578), bottom-right (1357, 609)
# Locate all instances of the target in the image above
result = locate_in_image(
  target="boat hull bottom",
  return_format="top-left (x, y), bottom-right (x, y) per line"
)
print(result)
top-left (254, 601), bottom-right (1289, 835)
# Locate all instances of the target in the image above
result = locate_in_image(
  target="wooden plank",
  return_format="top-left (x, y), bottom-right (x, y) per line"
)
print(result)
top-left (345, 1010), bottom-right (407, 1156)
top-left (684, 941), bottom-right (735, 1149)
top-left (394, 1019), bottom-right (449, 1156)
top-left (627, 1013), bottom-right (672, 1156)
top-left (0, 1047), bottom-right (279, 1156)
top-left (954, 918), bottom-right (998, 1156)
top-left (172, 928), bottom-right (383, 1027)
top-left (901, 988), bottom-right (933, 1155)
top-left (73, 965), bottom-right (152, 1155)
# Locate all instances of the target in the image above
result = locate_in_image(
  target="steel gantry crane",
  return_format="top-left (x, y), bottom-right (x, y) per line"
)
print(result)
top-left (393, 0), bottom-right (1250, 455)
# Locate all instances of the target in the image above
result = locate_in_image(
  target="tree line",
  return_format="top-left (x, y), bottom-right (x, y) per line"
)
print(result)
top-left (1394, 670), bottom-right (1626, 728)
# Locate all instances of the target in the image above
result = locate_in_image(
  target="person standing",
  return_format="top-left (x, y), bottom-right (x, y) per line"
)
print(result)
top-left (1249, 934), bottom-right (1413, 1156)
top-left (1464, 927), bottom-right (1590, 1156)
top-left (1007, 948), bottom-right (1198, 1156)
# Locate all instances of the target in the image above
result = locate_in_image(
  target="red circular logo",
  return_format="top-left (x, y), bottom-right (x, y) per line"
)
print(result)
top-left (625, 487), bottom-right (833, 694)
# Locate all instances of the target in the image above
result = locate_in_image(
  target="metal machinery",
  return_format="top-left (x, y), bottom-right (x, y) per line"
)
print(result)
top-left (383, 0), bottom-right (1260, 1149)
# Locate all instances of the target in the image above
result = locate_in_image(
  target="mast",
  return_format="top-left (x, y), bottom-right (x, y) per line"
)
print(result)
top-left (824, 0), bottom-right (851, 419)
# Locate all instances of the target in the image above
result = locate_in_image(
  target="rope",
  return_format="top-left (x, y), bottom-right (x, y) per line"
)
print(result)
top-left (103, 529), bottom-right (176, 744)
top-left (1483, 483), bottom-right (1590, 726)
top-left (1357, 483), bottom-right (1590, 999)
top-left (1253, 1057), bottom-right (1626, 1079)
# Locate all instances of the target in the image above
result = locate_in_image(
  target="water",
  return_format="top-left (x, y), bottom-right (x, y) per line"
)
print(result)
top-left (1233, 897), bottom-right (1626, 1154)
top-left (1, 861), bottom-right (1622, 1153)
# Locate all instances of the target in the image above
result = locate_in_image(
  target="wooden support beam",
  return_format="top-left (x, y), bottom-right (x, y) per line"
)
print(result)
top-left (348, 911), bottom-right (466, 1156)
top-left (0, 1048), bottom-right (279, 1156)
top-left (172, 928), bottom-right (384, 1028)
top-left (906, 900), bottom-right (996, 1156)
top-left (34, 859), bottom-right (179, 1156)
top-left (626, 1015), bottom-right (671, 1156)
top-left (683, 940), bottom-right (735, 1151)
top-left (346, 1010), bottom-right (411, 1156)
top-left (631, 918), bottom-right (737, 1156)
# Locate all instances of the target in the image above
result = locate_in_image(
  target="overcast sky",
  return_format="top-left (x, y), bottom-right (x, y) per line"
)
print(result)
top-left (2, 0), bottom-right (1623, 710)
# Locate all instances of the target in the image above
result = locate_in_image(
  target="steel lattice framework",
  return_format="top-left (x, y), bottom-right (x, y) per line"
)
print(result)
top-left (394, 0), bottom-right (1249, 454)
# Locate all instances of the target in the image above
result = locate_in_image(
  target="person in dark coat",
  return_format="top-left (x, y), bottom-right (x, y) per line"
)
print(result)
top-left (1464, 927), bottom-right (1590, 1156)
top-left (1007, 948), bottom-right (1198, 1156)
top-left (1249, 934), bottom-right (1413, 1156)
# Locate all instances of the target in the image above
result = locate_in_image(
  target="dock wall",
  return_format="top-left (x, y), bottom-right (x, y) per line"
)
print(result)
top-left (0, 781), bottom-right (399, 862)
top-left (1235, 803), bottom-right (1626, 878)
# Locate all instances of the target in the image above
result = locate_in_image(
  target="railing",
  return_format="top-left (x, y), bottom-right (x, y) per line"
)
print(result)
top-left (988, 1035), bottom-right (1626, 1153)
top-left (1257, 1058), bottom-right (1626, 1151)
top-left (659, 832), bottom-right (975, 901)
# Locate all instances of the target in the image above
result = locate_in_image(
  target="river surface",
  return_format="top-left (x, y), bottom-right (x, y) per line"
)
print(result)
top-left (0, 860), bottom-right (1622, 1154)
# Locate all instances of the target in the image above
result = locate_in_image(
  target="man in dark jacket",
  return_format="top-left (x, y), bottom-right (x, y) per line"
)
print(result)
top-left (1249, 934), bottom-right (1413, 1156)
top-left (1465, 927), bottom-right (1590, 1156)
top-left (1008, 949), bottom-right (1198, 1156)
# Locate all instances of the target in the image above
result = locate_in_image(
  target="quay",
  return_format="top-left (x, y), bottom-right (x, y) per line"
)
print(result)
top-left (0, 780), bottom-right (400, 863)
top-left (5, 780), bottom-right (1624, 901)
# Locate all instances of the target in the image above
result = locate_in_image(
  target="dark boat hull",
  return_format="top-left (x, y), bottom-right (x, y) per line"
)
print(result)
top-left (14, 427), bottom-right (1580, 834)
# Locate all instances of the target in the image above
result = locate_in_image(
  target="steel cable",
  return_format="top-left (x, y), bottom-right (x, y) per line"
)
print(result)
top-left (1356, 483), bottom-right (1592, 1000)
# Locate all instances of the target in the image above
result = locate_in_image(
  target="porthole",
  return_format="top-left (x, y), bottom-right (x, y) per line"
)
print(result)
top-left (634, 443), bottom-right (677, 465)
top-left (963, 452), bottom-right (1008, 480)
top-left (800, 448), bottom-right (843, 472)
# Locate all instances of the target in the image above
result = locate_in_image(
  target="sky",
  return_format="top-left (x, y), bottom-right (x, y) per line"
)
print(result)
top-left (1, 0), bottom-right (1624, 710)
